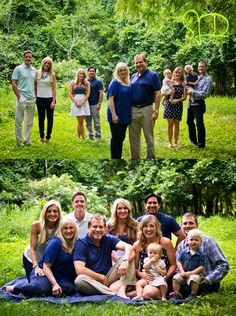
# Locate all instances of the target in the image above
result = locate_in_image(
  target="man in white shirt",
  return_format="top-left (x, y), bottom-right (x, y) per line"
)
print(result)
top-left (64, 192), bottom-right (91, 238)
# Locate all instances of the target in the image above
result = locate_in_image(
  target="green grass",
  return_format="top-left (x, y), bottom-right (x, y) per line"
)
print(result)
top-left (0, 86), bottom-right (235, 159)
top-left (0, 213), bottom-right (235, 315)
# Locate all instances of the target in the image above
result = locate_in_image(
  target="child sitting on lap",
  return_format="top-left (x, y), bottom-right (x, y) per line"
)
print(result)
top-left (133, 243), bottom-right (167, 301)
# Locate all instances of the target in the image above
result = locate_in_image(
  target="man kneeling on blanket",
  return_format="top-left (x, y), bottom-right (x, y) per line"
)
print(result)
top-left (74, 214), bottom-right (136, 299)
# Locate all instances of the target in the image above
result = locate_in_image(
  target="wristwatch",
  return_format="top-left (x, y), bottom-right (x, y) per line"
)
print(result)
top-left (122, 258), bottom-right (128, 261)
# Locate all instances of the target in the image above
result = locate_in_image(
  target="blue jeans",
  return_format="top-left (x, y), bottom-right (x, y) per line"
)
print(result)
top-left (14, 270), bottom-right (77, 297)
top-left (187, 100), bottom-right (206, 147)
top-left (22, 254), bottom-right (33, 283)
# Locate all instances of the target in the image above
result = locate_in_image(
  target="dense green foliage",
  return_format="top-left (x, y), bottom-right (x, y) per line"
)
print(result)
top-left (0, 0), bottom-right (235, 94)
top-left (0, 159), bottom-right (235, 217)
top-left (0, 214), bottom-right (235, 315)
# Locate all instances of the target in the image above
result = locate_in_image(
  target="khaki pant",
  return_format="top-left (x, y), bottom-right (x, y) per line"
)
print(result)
top-left (75, 257), bottom-right (136, 295)
top-left (129, 106), bottom-right (155, 159)
top-left (15, 95), bottom-right (36, 145)
top-left (173, 273), bottom-right (204, 286)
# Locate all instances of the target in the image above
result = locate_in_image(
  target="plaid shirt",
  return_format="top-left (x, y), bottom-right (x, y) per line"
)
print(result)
top-left (193, 73), bottom-right (213, 99)
top-left (176, 235), bottom-right (229, 285)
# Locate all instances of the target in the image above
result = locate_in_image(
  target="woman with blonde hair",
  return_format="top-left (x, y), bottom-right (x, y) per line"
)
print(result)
top-left (36, 56), bottom-right (56, 144)
top-left (23, 200), bottom-right (62, 282)
top-left (107, 198), bottom-right (137, 247)
top-left (133, 215), bottom-right (176, 300)
top-left (107, 62), bottom-right (132, 158)
top-left (163, 66), bottom-right (186, 148)
top-left (69, 68), bottom-right (91, 140)
top-left (6, 219), bottom-right (78, 296)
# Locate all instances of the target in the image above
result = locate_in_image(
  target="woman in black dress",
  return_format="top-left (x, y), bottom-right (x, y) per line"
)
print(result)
top-left (163, 66), bottom-right (186, 148)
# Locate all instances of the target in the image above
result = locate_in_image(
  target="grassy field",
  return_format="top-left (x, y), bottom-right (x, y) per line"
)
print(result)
top-left (0, 85), bottom-right (235, 159)
top-left (0, 210), bottom-right (235, 316)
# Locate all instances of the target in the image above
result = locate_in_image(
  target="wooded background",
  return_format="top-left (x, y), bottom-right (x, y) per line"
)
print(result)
top-left (0, 0), bottom-right (235, 95)
top-left (0, 159), bottom-right (235, 217)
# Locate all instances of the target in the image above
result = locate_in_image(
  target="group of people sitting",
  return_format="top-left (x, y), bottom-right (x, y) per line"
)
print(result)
top-left (12, 51), bottom-right (212, 158)
top-left (3, 192), bottom-right (229, 302)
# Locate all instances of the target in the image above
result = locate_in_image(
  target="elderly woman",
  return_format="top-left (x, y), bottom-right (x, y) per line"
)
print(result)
top-left (69, 68), bottom-right (91, 140)
top-left (107, 62), bottom-right (132, 159)
top-left (6, 218), bottom-right (78, 296)
top-left (23, 200), bottom-right (62, 282)
top-left (133, 215), bottom-right (176, 300)
top-left (36, 56), bottom-right (56, 144)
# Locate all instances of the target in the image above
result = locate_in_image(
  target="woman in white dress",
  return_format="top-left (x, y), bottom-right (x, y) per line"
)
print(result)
top-left (69, 68), bottom-right (90, 140)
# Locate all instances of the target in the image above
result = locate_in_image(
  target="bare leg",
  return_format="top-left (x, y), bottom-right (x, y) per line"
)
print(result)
top-left (143, 284), bottom-right (161, 300)
top-left (117, 285), bottom-right (129, 299)
top-left (76, 116), bottom-right (85, 139)
top-left (5, 285), bottom-right (15, 293)
top-left (159, 285), bottom-right (167, 300)
top-left (172, 279), bottom-right (182, 296)
top-left (173, 120), bottom-right (180, 145)
top-left (132, 279), bottom-right (147, 300)
top-left (190, 281), bottom-right (199, 295)
top-left (167, 118), bottom-right (174, 147)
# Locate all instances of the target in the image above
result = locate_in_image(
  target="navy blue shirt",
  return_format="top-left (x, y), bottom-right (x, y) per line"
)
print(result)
top-left (131, 69), bottom-right (161, 106)
top-left (137, 211), bottom-right (181, 240)
top-left (107, 79), bottom-right (132, 124)
top-left (88, 77), bottom-right (103, 105)
top-left (186, 73), bottom-right (198, 88)
top-left (38, 237), bottom-right (76, 282)
top-left (74, 233), bottom-right (120, 275)
top-left (177, 247), bottom-right (205, 272)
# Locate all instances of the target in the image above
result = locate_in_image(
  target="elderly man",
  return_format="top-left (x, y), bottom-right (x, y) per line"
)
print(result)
top-left (177, 212), bottom-right (229, 295)
top-left (187, 60), bottom-right (213, 148)
top-left (64, 192), bottom-right (91, 238)
top-left (129, 54), bottom-right (161, 159)
top-left (74, 215), bottom-right (134, 298)
top-left (85, 66), bottom-right (104, 140)
top-left (137, 193), bottom-right (185, 249)
top-left (12, 50), bottom-right (37, 146)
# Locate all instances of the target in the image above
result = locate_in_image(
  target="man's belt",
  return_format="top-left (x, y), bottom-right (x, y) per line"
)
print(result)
top-left (133, 104), bottom-right (152, 108)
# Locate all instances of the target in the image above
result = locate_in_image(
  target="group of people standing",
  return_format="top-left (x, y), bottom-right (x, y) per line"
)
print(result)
top-left (12, 51), bottom-right (212, 158)
top-left (4, 192), bottom-right (229, 302)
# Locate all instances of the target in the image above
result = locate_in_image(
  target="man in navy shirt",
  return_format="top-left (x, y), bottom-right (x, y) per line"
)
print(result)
top-left (129, 54), bottom-right (161, 159)
top-left (74, 215), bottom-right (134, 298)
top-left (85, 66), bottom-right (104, 140)
top-left (137, 193), bottom-right (185, 249)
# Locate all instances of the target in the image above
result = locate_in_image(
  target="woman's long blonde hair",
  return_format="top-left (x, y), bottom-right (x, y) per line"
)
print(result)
top-left (38, 200), bottom-right (62, 245)
top-left (172, 66), bottom-right (185, 83)
top-left (37, 56), bottom-right (54, 82)
top-left (137, 215), bottom-right (162, 248)
top-left (56, 218), bottom-right (78, 253)
top-left (113, 62), bottom-right (130, 85)
top-left (108, 198), bottom-right (137, 244)
top-left (75, 68), bottom-right (88, 86)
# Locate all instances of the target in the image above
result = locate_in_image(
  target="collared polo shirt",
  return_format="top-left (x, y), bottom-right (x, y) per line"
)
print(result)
top-left (131, 69), bottom-right (161, 106)
top-left (12, 63), bottom-right (36, 98)
top-left (137, 211), bottom-right (181, 240)
top-left (88, 77), bottom-right (104, 105)
top-left (74, 233), bottom-right (120, 275)
top-left (64, 211), bottom-right (91, 239)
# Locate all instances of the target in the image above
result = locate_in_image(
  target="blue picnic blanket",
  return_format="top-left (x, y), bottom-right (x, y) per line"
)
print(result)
top-left (0, 277), bottom-right (186, 305)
